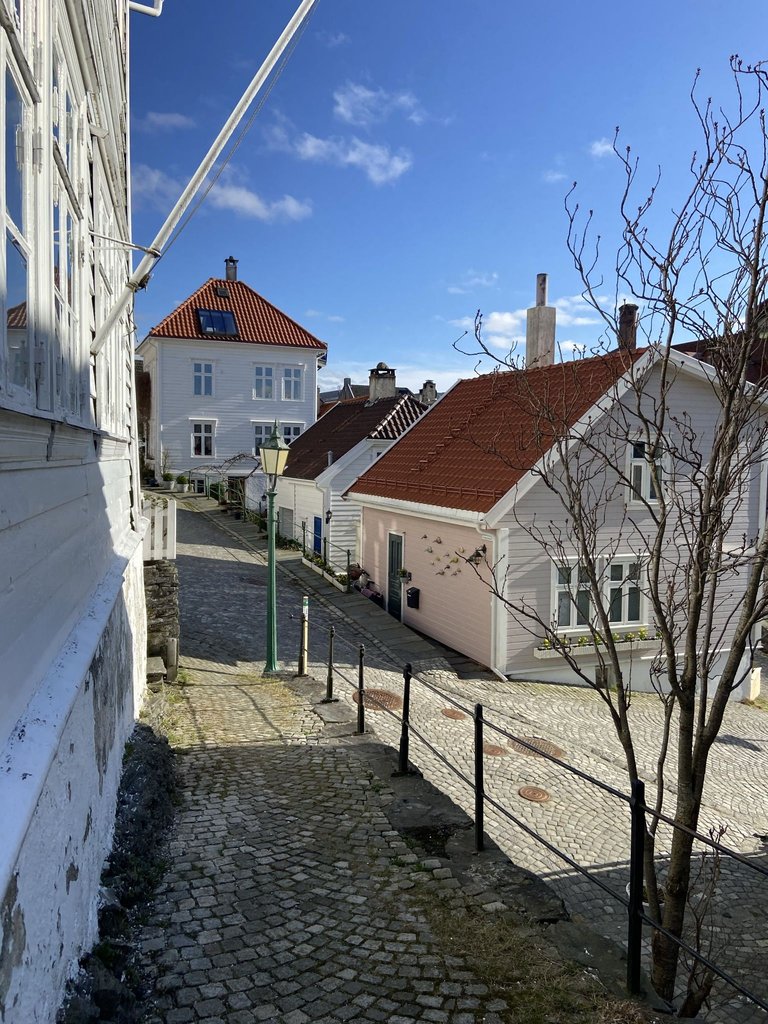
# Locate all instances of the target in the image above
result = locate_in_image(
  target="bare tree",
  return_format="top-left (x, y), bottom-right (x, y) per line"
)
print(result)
top-left (456, 59), bottom-right (768, 1014)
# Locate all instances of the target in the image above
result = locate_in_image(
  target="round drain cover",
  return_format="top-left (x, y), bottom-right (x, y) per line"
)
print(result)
top-left (442, 707), bottom-right (468, 720)
top-left (352, 689), bottom-right (403, 711)
top-left (509, 736), bottom-right (564, 759)
top-left (482, 743), bottom-right (508, 756)
top-left (519, 786), bottom-right (550, 803)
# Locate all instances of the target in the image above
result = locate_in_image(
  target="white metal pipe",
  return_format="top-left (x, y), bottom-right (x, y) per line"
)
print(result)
top-left (128, 0), bottom-right (164, 16)
top-left (92, 0), bottom-right (319, 355)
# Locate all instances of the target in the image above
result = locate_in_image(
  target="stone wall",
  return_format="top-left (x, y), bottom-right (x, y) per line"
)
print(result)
top-left (144, 560), bottom-right (179, 658)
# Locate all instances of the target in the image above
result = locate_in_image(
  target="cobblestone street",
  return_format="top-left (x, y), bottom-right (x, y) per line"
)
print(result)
top-left (138, 502), bottom-right (768, 1023)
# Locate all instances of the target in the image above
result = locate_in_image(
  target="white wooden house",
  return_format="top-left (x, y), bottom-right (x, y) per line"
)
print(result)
top-left (136, 258), bottom-right (327, 504)
top-left (0, 1), bottom-right (148, 1018)
top-left (275, 364), bottom-right (424, 568)
top-left (348, 343), bottom-right (764, 700)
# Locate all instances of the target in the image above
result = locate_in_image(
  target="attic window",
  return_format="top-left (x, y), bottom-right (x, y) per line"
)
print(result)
top-left (198, 309), bottom-right (237, 335)
top-left (215, 286), bottom-right (230, 298)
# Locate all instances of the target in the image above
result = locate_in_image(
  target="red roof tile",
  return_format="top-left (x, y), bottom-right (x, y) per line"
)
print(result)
top-left (348, 350), bottom-right (643, 513)
top-left (284, 394), bottom-right (425, 481)
top-left (147, 278), bottom-right (327, 351)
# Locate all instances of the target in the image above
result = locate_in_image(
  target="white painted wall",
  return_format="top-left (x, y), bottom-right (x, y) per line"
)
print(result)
top-left (142, 337), bottom-right (320, 480)
top-left (0, 0), bottom-right (148, 1017)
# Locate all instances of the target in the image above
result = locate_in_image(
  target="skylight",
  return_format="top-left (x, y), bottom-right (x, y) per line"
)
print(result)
top-left (198, 309), bottom-right (237, 336)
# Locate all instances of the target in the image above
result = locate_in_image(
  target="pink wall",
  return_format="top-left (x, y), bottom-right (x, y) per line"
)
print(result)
top-left (360, 508), bottom-right (494, 667)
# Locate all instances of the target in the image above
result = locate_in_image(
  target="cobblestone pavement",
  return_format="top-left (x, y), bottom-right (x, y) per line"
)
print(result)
top-left (139, 509), bottom-right (521, 1024)
top-left (146, 503), bottom-right (768, 1022)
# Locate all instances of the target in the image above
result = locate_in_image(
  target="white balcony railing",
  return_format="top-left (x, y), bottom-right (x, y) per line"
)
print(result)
top-left (142, 495), bottom-right (177, 561)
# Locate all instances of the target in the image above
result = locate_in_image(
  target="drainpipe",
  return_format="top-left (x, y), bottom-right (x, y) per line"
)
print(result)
top-left (91, 0), bottom-right (320, 355)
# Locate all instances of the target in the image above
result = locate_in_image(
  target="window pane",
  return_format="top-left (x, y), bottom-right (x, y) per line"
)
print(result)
top-left (610, 563), bottom-right (623, 581)
top-left (576, 589), bottom-right (590, 626)
top-left (6, 72), bottom-right (24, 231)
top-left (627, 585), bottom-right (640, 622)
top-left (650, 465), bottom-right (661, 499)
top-left (632, 441), bottom-right (645, 459)
top-left (557, 566), bottom-right (571, 585)
top-left (557, 592), bottom-right (571, 628)
top-left (609, 585), bottom-right (622, 622)
top-left (7, 231), bottom-right (29, 389)
top-left (631, 464), bottom-right (643, 499)
top-left (204, 374), bottom-right (212, 396)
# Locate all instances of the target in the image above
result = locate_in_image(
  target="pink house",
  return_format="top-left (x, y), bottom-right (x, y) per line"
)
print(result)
top-left (345, 345), bottom-right (763, 698)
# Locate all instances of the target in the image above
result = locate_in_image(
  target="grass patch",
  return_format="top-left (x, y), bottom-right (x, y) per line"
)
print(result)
top-left (743, 694), bottom-right (768, 712)
top-left (140, 683), bottom-right (187, 745)
top-left (420, 900), bottom-right (650, 1024)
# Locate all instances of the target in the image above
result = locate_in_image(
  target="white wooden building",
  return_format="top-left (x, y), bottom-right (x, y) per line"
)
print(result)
top-left (0, 0), bottom-right (148, 1020)
top-left (136, 258), bottom-right (327, 503)
top-left (275, 364), bottom-right (425, 570)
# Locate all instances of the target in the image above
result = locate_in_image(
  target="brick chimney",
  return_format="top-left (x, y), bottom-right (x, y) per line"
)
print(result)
top-left (368, 362), bottom-right (396, 403)
top-left (525, 273), bottom-right (556, 367)
top-left (224, 256), bottom-right (238, 282)
top-left (418, 380), bottom-right (437, 406)
top-left (618, 303), bottom-right (638, 351)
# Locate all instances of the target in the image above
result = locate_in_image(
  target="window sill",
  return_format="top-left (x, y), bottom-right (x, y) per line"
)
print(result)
top-left (534, 638), bottom-right (661, 660)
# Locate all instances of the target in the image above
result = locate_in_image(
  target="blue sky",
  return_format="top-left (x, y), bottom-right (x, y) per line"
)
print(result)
top-left (129, 1), bottom-right (768, 394)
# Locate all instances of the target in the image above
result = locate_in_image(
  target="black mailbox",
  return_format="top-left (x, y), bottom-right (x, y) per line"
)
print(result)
top-left (406, 586), bottom-right (420, 609)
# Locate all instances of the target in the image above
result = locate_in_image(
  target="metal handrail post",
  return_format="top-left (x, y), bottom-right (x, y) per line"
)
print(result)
top-left (322, 626), bottom-right (337, 703)
top-left (474, 703), bottom-right (485, 852)
top-left (356, 644), bottom-right (365, 734)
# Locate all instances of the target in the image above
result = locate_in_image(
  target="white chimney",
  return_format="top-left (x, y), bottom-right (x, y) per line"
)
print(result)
top-left (525, 273), bottom-right (556, 367)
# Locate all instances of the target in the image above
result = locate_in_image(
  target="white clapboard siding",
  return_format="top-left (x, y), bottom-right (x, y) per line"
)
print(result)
top-left (141, 497), bottom-right (177, 560)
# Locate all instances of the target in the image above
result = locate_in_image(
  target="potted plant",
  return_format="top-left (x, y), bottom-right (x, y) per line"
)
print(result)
top-left (162, 471), bottom-right (175, 491)
top-left (176, 474), bottom-right (189, 493)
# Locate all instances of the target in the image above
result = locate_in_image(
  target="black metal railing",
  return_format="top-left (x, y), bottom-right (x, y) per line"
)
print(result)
top-left (301, 615), bottom-right (768, 1015)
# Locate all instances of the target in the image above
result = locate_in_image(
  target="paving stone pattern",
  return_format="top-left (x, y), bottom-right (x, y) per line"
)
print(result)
top-left (139, 508), bottom-right (509, 1023)
top-left (151, 501), bottom-right (768, 1022)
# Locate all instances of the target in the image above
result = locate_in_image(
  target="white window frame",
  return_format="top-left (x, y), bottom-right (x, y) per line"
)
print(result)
top-left (193, 360), bottom-right (213, 397)
top-left (627, 439), bottom-right (664, 504)
top-left (253, 364), bottom-right (274, 400)
top-left (252, 420), bottom-right (272, 454)
top-left (283, 366), bottom-right (302, 401)
top-left (282, 422), bottom-right (303, 445)
top-left (552, 557), bottom-right (645, 633)
top-left (191, 419), bottom-right (216, 458)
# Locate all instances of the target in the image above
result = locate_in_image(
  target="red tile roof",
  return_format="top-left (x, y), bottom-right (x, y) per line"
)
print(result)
top-left (348, 350), bottom-right (643, 513)
top-left (147, 278), bottom-right (327, 351)
top-left (284, 394), bottom-right (425, 481)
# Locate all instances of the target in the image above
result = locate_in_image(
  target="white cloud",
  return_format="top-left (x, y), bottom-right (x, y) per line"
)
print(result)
top-left (333, 81), bottom-right (424, 127)
top-left (131, 163), bottom-right (311, 222)
top-left (138, 111), bottom-right (195, 132)
top-left (450, 310), bottom-right (526, 352)
top-left (542, 169), bottom-right (567, 184)
top-left (209, 183), bottom-right (312, 222)
top-left (316, 30), bottom-right (349, 48)
top-left (268, 124), bottom-right (412, 185)
top-left (553, 294), bottom-right (601, 327)
top-left (590, 137), bottom-right (614, 158)
top-left (131, 164), bottom-right (181, 208)
top-left (305, 309), bottom-right (345, 323)
top-left (447, 270), bottom-right (499, 295)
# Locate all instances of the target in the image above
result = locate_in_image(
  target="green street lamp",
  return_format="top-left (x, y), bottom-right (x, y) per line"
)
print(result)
top-left (259, 422), bottom-right (291, 673)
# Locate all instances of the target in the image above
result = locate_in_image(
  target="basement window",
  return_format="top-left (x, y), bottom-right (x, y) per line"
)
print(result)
top-left (197, 308), bottom-right (237, 336)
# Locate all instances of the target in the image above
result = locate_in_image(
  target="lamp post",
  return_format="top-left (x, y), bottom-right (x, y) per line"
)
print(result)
top-left (259, 422), bottom-right (291, 673)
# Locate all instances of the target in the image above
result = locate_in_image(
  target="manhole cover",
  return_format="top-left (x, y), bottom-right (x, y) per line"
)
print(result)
top-left (519, 786), bottom-right (550, 803)
top-left (482, 743), bottom-right (508, 756)
top-left (352, 689), bottom-right (403, 711)
top-left (508, 736), bottom-right (564, 759)
top-left (442, 708), bottom-right (468, 720)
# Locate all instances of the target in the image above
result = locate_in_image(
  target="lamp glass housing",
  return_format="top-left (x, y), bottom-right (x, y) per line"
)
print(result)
top-left (259, 423), bottom-right (290, 484)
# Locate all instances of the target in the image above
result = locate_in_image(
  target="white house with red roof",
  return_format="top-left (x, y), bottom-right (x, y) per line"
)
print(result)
top-left (274, 363), bottom-right (425, 567)
top-left (136, 257), bottom-right (327, 499)
top-left (347, 331), bottom-right (764, 699)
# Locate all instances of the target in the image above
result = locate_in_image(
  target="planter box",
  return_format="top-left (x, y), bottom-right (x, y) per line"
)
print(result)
top-left (302, 556), bottom-right (325, 575)
top-left (534, 639), bottom-right (661, 660)
top-left (323, 571), bottom-right (350, 593)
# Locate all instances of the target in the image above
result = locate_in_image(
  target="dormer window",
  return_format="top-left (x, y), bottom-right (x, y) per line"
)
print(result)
top-left (197, 309), bottom-right (237, 336)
